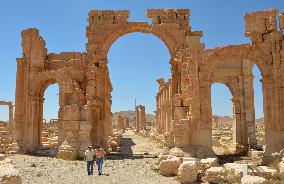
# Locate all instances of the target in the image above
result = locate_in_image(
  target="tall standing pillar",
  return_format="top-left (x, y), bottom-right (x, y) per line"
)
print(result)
top-left (8, 104), bottom-right (14, 133)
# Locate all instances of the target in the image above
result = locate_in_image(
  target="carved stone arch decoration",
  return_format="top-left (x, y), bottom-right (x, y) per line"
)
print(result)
top-left (224, 77), bottom-right (241, 99)
top-left (199, 44), bottom-right (273, 78)
top-left (100, 24), bottom-right (179, 60)
top-left (209, 76), bottom-right (241, 110)
top-left (31, 69), bottom-right (74, 97)
top-left (246, 47), bottom-right (273, 77)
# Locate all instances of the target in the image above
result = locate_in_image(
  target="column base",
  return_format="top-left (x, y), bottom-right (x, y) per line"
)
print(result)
top-left (57, 138), bottom-right (78, 160)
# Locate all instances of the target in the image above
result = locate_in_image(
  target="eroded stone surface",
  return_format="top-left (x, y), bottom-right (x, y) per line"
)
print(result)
top-left (159, 156), bottom-right (183, 176)
top-left (241, 175), bottom-right (268, 184)
top-left (176, 160), bottom-right (198, 183)
top-left (12, 8), bottom-right (284, 160)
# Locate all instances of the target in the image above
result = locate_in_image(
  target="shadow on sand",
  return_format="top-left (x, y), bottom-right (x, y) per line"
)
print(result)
top-left (106, 137), bottom-right (157, 160)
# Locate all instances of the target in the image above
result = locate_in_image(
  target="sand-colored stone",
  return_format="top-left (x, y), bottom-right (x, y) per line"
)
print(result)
top-left (241, 175), bottom-right (268, 184)
top-left (199, 157), bottom-right (219, 172)
top-left (135, 105), bottom-right (146, 131)
top-left (13, 8), bottom-right (284, 158)
top-left (177, 160), bottom-right (198, 183)
top-left (0, 101), bottom-right (14, 133)
top-left (202, 166), bottom-right (227, 183)
top-left (159, 156), bottom-right (183, 176)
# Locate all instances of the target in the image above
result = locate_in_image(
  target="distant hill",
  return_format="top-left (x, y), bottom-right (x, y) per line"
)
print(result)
top-left (212, 115), bottom-right (264, 125)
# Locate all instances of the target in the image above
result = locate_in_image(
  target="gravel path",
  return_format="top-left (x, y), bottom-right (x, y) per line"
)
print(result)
top-left (10, 130), bottom-right (179, 184)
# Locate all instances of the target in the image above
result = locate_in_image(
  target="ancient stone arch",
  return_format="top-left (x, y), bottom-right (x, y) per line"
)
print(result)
top-left (14, 8), bottom-right (284, 159)
top-left (209, 77), bottom-right (244, 151)
top-left (86, 9), bottom-right (191, 60)
top-left (200, 45), bottom-right (273, 77)
top-left (195, 43), bottom-right (276, 152)
top-left (100, 24), bottom-right (177, 59)
top-left (14, 9), bottom-right (200, 157)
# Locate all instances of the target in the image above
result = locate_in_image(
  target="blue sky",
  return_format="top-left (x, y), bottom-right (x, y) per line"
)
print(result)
top-left (0, 0), bottom-right (283, 121)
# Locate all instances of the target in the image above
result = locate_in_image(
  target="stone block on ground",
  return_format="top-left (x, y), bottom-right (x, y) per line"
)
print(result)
top-left (157, 155), bottom-right (172, 164)
top-left (241, 175), bottom-right (268, 184)
top-left (224, 163), bottom-right (247, 182)
top-left (177, 160), bottom-right (198, 183)
top-left (199, 157), bottom-right (219, 172)
top-left (159, 156), bottom-right (183, 176)
top-left (202, 166), bottom-right (226, 183)
top-left (169, 147), bottom-right (185, 157)
top-left (249, 150), bottom-right (263, 165)
top-left (257, 166), bottom-right (278, 180)
top-left (57, 139), bottom-right (78, 160)
top-left (278, 158), bottom-right (284, 174)
top-left (0, 154), bottom-right (6, 161)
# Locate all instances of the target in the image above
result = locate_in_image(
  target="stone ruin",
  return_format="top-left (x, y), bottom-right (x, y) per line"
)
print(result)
top-left (0, 101), bottom-right (19, 154)
top-left (116, 115), bottom-right (126, 132)
top-left (154, 8), bottom-right (284, 158)
top-left (12, 8), bottom-right (284, 159)
top-left (0, 101), bottom-right (14, 133)
top-left (135, 105), bottom-right (146, 132)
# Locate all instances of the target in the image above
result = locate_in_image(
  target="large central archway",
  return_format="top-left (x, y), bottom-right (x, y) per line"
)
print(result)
top-left (107, 31), bottom-right (171, 135)
top-left (85, 9), bottom-right (194, 147)
top-left (101, 24), bottom-right (178, 60)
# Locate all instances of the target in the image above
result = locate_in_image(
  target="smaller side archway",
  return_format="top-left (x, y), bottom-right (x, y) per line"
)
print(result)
top-left (19, 69), bottom-right (77, 151)
top-left (40, 83), bottom-right (61, 150)
top-left (210, 76), bottom-right (247, 154)
top-left (211, 83), bottom-right (234, 154)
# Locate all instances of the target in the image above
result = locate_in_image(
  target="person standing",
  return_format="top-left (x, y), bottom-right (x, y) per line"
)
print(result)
top-left (94, 145), bottom-right (106, 176)
top-left (84, 145), bottom-right (94, 175)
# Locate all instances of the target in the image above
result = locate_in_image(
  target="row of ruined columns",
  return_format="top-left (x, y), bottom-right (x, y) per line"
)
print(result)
top-left (156, 79), bottom-right (172, 134)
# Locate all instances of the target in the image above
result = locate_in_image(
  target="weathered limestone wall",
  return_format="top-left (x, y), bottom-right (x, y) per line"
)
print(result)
top-left (154, 8), bottom-right (284, 155)
top-left (205, 54), bottom-right (257, 152)
top-left (14, 8), bottom-right (284, 159)
top-left (14, 28), bottom-right (110, 158)
top-left (243, 8), bottom-right (284, 155)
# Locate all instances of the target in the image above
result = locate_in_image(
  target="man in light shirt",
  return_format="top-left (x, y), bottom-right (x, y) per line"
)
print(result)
top-left (84, 145), bottom-right (94, 175)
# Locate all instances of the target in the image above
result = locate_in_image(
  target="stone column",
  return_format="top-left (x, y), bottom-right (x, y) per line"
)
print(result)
top-left (237, 76), bottom-right (248, 148)
top-left (8, 104), bottom-right (14, 133)
top-left (28, 96), bottom-right (40, 151)
top-left (141, 106), bottom-right (146, 130)
top-left (244, 75), bottom-right (257, 147)
top-left (58, 104), bottom-right (80, 160)
top-left (136, 106), bottom-right (140, 131)
top-left (14, 58), bottom-right (26, 146)
top-left (192, 75), bottom-right (212, 148)
top-left (78, 106), bottom-right (92, 157)
top-left (232, 97), bottom-right (243, 151)
top-left (39, 97), bottom-right (45, 147)
top-left (262, 76), bottom-right (281, 155)
top-left (117, 115), bottom-right (125, 131)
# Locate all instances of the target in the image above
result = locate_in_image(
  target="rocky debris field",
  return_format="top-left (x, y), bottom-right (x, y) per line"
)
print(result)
top-left (10, 130), bottom-right (179, 184)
